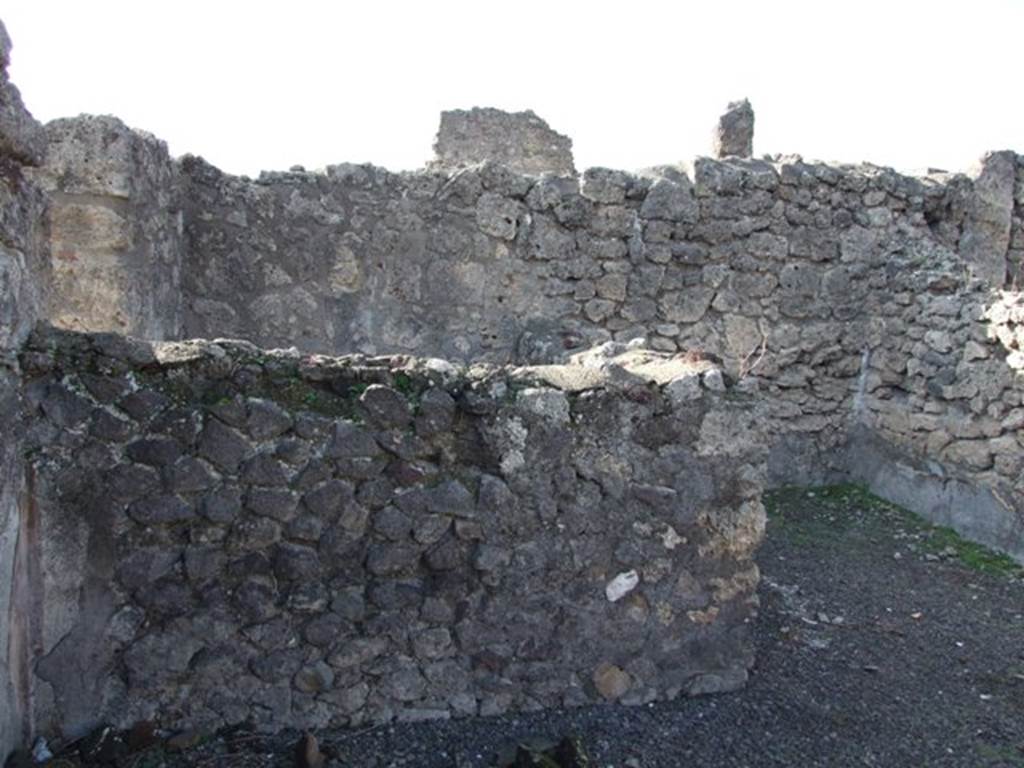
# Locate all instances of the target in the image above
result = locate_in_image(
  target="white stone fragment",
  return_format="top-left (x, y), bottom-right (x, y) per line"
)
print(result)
top-left (702, 368), bottom-right (726, 392)
top-left (605, 569), bottom-right (640, 602)
top-left (153, 340), bottom-right (225, 364)
top-left (661, 525), bottom-right (686, 550)
top-left (32, 738), bottom-right (53, 763)
top-left (424, 358), bottom-right (461, 380)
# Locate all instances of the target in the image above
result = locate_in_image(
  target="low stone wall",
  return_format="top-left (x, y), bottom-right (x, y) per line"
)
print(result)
top-left (20, 328), bottom-right (764, 736)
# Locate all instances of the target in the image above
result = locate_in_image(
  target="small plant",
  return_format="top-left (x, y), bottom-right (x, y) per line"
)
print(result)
top-left (348, 382), bottom-right (369, 398)
top-left (392, 371), bottom-right (416, 396)
top-left (921, 526), bottom-right (1023, 578)
top-left (976, 742), bottom-right (1024, 767)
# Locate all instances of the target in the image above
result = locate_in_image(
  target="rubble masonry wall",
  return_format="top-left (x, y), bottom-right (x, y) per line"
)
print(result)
top-left (19, 328), bottom-right (764, 737)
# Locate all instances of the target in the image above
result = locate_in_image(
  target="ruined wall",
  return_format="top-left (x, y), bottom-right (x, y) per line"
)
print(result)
top-left (0, 18), bottom-right (50, 761)
top-left (179, 133), bottom-right (967, 376)
top-left (30, 115), bottom-right (184, 339)
top-left (430, 108), bottom-right (576, 177)
top-left (1, 8), bottom-right (1021, 757)
top-left (178, 153), bottom-right (939, 485)
top-left (174, 145), bottom-right (1024, 559)
top-left (830, 153), bottom-right (1024, 561)
top-left (856, 277), bottom-right (1024, 560)
top-left (21, 100), bottom-right (1024, 565)
top-left (20, 328), bottom-right (764, 736)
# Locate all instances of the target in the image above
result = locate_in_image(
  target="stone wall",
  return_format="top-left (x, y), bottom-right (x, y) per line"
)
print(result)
top-left (3, 12), bottom-right (1024, 752)
top-left (176, 149), bottom-right (1024, 558)
top-left (19, 327), bottom-right (764, 737)
top-left (173, 155), bottom-right (897, 472)
top-left (0, 18), bottom-right (50, 762)
top-left (179, 146), bottom-right (959, 373)
top-left (179, 152), bottom-right (883, 486)
top-left (856, 279), bottom-right (1024, 560)
top-left (27, 106), bottom-right (1023, 562)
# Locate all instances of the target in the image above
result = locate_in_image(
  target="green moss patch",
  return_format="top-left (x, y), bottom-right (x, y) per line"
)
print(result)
top-left (766, 483), bottom-right (1023, 579)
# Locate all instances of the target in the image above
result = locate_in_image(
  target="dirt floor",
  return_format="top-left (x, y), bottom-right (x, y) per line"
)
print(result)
top-left (17, 484), bottom-right (1024, 768)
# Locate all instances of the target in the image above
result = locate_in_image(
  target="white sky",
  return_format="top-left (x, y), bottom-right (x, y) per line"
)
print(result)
top-left (3, 0), bottom-right (1022, 177)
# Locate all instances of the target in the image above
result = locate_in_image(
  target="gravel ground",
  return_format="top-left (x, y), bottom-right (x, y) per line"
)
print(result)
top-left (31, 484), bottom-right (1024, 768)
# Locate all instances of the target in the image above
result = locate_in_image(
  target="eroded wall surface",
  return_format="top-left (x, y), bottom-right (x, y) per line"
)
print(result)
top-left (20, 328), bottom-right (764, 736)
top-left (31, 115), bottom-right (183, 339)
top-left (0, 18), bottom-right (49, 762)
top-left (430, 108), bottom-right (576, 177)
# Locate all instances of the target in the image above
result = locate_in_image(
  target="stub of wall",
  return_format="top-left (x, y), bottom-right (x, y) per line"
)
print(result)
top-left (29, 115), bottom-right (184, 340)
top-left (431, 108), bottom-right (576, 177)
top-left (19, 328), bottom-right (765, 736)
